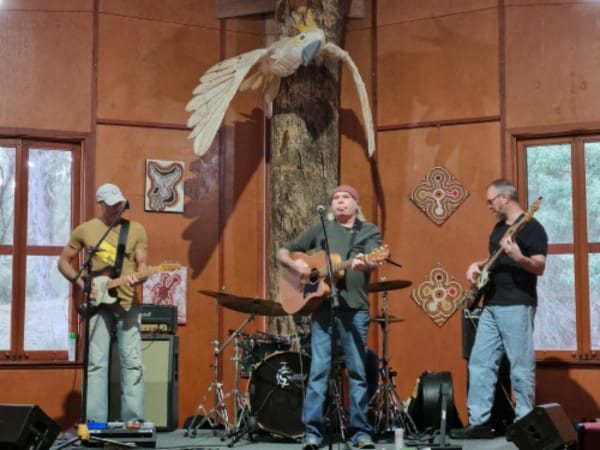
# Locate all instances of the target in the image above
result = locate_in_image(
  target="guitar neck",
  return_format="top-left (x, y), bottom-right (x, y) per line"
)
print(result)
top-left (316, 258), bottom-right (353, 278)
top-left (106, 266), bottom-right (162, 290)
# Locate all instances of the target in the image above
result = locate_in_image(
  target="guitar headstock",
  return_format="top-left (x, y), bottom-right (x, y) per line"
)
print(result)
top-left (366, 244), bottom-right (390, 265)
top-left (158, 262), bottom-right (181, 272)
top-left (525, 196), bottom-right (543, 221)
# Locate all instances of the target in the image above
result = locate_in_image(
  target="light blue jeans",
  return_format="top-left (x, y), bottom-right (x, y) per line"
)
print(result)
top-left (86, 303), bottom-right (144, 423)
top-left (303, 306), bottom-right (372, 445)
top-left (467, 305), bottom-right (536, 424)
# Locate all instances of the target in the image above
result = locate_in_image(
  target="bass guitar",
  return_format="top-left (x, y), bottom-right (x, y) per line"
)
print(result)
top-left (458, 197), bottom-right (542, 310)
top-left (78, 262), bottom-right (181, 315)
top-left (279, 245), bottom-right (389, 314)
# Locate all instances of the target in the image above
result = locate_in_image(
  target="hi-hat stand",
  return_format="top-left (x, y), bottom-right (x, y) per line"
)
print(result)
top-left (368, 285), bottom-right (417, 437)
top-left (185, 312), bottom-right (254, 439)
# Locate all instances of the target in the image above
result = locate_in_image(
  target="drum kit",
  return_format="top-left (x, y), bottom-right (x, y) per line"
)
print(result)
top-left (185, 278), bottom-right (415, 445)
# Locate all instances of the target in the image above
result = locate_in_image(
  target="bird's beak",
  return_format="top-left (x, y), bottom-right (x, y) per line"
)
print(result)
top-left (301, 40), bottom-right (321, 65)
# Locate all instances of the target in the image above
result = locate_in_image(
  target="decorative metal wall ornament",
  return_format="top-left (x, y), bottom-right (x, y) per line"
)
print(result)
top-left (410, 263), bottom-right (463, 327)
top-left (143, 266), bottom-right (188, 324)
top-left (410, 165), bottom-right (469, 225)
top-left (144, 159), bottom-right (185, 213)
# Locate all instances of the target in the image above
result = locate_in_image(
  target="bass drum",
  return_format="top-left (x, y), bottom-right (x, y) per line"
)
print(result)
top-left (248, 351), bottom-right (310, 439)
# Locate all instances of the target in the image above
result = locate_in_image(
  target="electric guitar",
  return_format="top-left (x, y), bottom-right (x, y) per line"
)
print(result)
top-left (279, 245), bottom-right (389, 315)
top-left (78, 262), bottom-right (180, 316)
top-left (458, 197), bottom-right (542, 310)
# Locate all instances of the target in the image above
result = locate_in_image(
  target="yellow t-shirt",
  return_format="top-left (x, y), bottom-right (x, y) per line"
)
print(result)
top-left (68, 218), bottom-right (148, 306)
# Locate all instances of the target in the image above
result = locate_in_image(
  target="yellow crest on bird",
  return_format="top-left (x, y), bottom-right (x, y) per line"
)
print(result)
top-left (294, 9), bottom-right (318, 33)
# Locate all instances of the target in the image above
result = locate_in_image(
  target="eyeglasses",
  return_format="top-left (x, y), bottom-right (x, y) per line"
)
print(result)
top-left (486, 194), bottom-right (502, 205)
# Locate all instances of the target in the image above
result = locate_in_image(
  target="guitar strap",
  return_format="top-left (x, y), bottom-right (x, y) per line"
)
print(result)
top-left (110, 220), bottom-right (130, 279)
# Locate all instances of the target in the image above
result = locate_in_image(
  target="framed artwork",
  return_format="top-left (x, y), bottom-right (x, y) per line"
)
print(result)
top-left (142, 266), bottom-right (187, 325)
top-left (144, 159), bottom-right (185, 213)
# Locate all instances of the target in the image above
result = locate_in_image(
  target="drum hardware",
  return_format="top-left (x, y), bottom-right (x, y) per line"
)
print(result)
top-left (185, 310), bottom-right (256, 439)
top-left (368, 279), bottom-right (417, 437)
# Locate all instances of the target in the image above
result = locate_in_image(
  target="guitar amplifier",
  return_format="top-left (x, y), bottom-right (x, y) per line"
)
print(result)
top-left (141, 304), bottom-right (177, 334)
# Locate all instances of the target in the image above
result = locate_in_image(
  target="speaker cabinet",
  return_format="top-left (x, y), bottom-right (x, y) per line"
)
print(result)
top-left (109, 334), bottom-right (179, 430)
top-left (506, 403), bottom-right (577, 450)
top-left (0, 404), bottom-right (59, 450)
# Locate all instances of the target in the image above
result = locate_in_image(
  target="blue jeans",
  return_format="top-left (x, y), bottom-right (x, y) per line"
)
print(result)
top-left (467, 305), bottom-right (536, 424)
top-left (303, 306), bottom-right (372, 445)
top-left (86, 303), bottom-right (144, 423)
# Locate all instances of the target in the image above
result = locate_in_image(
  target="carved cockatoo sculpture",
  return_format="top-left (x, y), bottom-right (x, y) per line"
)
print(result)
top-left (185, 11), bottom-right (375, 157)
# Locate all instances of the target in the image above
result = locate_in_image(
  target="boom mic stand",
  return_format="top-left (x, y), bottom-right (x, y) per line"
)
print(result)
top-left (318, 209), bottom-right (350, 450)
top-left (55, 201), bottom-right (130, 449)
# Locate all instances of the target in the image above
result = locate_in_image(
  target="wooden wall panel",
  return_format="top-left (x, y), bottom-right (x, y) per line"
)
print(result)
top-left (378, 0), bottom-right (498, 26)
top-left (377, 1), bottom-right (499, 126)
top-left (97, 0), bottom-right (219, 125)
top-left (0, 2), bottom-right (93, 132)
top-left (375, 121), bottom-right (501, 421)
top-left (505, 2), bottom-right (600, 128)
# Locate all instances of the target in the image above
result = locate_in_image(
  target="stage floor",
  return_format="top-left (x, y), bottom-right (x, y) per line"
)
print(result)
top-left (50, 428), bottom-right (519, 450)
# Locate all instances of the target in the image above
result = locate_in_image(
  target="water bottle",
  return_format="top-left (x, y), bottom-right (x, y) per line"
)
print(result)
top-left (394, 427), bottom-right (404, 450)
top-left (68, 332), bottom-right (77, 361)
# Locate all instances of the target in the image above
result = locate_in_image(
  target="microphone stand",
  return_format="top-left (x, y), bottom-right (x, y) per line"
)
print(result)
top-left (70, 200), bottom-right (129, 428)
top-left (318, 209), bottom-right (349, 450)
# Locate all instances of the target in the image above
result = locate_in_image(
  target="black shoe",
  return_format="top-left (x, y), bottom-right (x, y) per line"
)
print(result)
top-left (449, 422), bottom-right (495, 439)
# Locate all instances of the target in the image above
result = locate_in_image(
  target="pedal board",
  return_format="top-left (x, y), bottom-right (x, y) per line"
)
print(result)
top-left (84, 421), bottom-right (157, 447)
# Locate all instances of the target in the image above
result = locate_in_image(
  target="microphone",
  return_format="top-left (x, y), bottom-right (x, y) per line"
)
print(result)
top-left (316, 205), bottom-right (327, 214)
top-left (122, 200), bottom-right (130, 210)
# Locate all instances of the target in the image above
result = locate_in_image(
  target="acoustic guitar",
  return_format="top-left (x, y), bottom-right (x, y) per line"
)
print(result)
top-left (279, 245), bottom-right (389, 315)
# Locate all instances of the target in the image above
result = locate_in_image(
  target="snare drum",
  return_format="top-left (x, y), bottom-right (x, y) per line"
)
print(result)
top-left (248, 351), bottom-right (310, 439)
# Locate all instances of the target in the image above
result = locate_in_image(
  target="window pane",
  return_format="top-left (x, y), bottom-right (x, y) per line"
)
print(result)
top-left (0, 146), bottom-right (16, 245)
top-left (24, 255), bottom-right (71, 351)
top-left (589, 253), bottom-right (600, 350)
top-left (27, 148), bottom-right (72, 246)
top-left (526, 144), bottom-right (573, 244)
top-left (585, 142), bottom-right (600, 242)
top-left (0, 255), bottom-right (12, 350)
top-left (535, 254), bottom-right (576, 351)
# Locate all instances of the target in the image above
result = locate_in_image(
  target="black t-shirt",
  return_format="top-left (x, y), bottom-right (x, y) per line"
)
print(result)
top-left (484, 217), bottom-right (548, 307)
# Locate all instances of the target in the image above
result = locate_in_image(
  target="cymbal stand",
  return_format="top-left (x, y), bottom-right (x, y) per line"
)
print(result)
top-left (185, 312), bottom-right (255, 439)
top-left (369, 288), bottom-right (417, 437)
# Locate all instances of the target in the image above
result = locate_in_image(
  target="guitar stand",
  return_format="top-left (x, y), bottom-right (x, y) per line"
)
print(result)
top-left (185, 313), bottom-right (255, 440)
top-left (426, 384), bottom-right (462, 450)
top-left (369, 287), bottom-right (417, 437)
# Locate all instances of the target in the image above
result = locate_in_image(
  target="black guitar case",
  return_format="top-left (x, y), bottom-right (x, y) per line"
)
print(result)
top-left (407, 371), bottom-right (462, 432)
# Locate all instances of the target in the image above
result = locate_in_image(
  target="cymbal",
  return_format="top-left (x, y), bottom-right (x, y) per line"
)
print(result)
top-left (371, 314), bottom-right (404, 324)
top-left (368, 279), bottom-right (412, 292)
top-left (199, 290), bottom-right (287, 316)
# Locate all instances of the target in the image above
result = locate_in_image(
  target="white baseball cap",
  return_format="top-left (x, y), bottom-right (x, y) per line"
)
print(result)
top-left (96, 183), bottom-right (126, 206)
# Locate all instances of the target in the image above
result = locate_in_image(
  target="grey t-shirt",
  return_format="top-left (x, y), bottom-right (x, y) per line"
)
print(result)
top-left (283, 219), bottom-right (382, 310)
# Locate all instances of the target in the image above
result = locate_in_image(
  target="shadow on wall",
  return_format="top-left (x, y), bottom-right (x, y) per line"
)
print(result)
top-left (57, 389), bottom-right (81, 430)
top-left (181, 108), bottom-right (265, 279)
top-left (537, 359), bottom-right (599, 422)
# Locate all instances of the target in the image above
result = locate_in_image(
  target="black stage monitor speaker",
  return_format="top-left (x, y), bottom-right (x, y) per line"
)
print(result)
top-left (0, 404), bottom-right (59, 450)
top-left (109, 334), bottom-right (179, 430)
top-left (407, 371), bottom-right (462, 432)
top-left (506, 403), bottom-right (577, 450)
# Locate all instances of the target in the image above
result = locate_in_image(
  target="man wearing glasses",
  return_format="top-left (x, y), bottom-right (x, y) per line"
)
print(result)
top-left (450, 179), bottom-right (548, 439)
